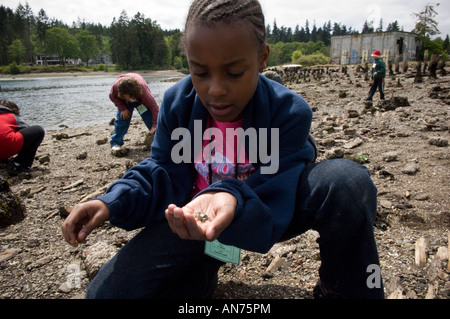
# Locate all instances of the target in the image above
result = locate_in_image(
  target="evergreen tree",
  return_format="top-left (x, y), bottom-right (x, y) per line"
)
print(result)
top-left (386, 21), bottom-right (401, 32)
top-left (443, 35), bottom-right (449, 54)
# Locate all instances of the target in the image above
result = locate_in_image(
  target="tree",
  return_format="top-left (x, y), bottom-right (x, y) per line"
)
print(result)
top-left (362, 20), bottom-right (374, 34)
top-left (110, 11), bottom-right (169, 69)
top-left (77, 30), bottom-right (99, 66)
top-left (45, 27), bottom-right (79, 66)
top-left (7, 39), bottom-right (25, 64)
top-left (376, 19), bottom-right (383, 32)
top-left (443, 35), bottom-right (449, 54)
top-left (14, 2), bottom-right (35, 64)
top-left (0, 6), bottom-right (15, 65)
top-left (36, 9), bottom-right (49, 46)
top-left (386, 21), bottom-right (401, 32)
top-left (412, 3), bottom-right (440, 38)
top-left (412, 3), bottom-right (443, 59)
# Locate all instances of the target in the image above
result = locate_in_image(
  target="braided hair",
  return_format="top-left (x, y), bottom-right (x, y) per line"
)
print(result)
top-left (185, 0), bottom-right (267, 52)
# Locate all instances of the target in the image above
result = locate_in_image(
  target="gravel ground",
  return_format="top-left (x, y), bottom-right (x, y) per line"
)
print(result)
top-left (0, 64), bottom-right (449, 300)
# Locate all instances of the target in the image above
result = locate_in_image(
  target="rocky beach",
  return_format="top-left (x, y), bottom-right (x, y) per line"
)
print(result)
top-left (0, 64), bottom-right (449, 300)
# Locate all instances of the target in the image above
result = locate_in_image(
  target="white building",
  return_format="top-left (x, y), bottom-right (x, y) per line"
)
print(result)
top-left (35, 53), bottom-right (79, 66)
top-left (330, 31), bottom-right (420, 65)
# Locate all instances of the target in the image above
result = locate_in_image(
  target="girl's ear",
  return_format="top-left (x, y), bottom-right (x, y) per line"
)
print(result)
top-left (259, 44), bottom-right (270, 73)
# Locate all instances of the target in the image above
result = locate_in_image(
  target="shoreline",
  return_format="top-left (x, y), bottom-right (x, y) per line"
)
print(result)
top-left (0, 69), bottom-right (186, 81)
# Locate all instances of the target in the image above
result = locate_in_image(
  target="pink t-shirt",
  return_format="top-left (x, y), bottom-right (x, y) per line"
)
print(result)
top-left (193, 118), bottom-right (256, 194)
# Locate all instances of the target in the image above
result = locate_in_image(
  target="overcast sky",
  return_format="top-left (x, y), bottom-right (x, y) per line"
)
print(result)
top-left (2, 0), bottom-right (449, 37)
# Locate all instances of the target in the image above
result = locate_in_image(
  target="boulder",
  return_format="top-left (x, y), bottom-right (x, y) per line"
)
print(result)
top-left (0, 177), bottom-right (26, 228)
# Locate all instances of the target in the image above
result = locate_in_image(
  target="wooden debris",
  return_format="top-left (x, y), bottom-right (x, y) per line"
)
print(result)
top-left (53, 132), bottom-right (91, 140)
top-left (415, 237), bottom-right (427, 267)
top-left (266, 255), bottom-right (284, 273)
top-left (62, 179), bottom-right (84, 191)
top-left (79, 183), bottom-right (111, 203)
top-left (0, 248), bottom-right (22, 263)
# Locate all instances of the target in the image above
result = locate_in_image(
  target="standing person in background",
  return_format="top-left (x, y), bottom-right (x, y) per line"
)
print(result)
top-left (365, 50), bottom-right (386, 102)
top-left (109, 73), bottom-right (159, 153)
top-left (0, 100), bottom-right (45, 176)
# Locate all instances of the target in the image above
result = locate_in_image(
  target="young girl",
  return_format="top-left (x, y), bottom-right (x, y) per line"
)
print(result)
top-left (62, 0), bottom-right (384, 299)
top-left (109, 73), bottom-right (159, 151)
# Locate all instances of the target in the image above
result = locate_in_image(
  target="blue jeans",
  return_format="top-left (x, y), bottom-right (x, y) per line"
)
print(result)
top-left (86, 159), bottom-right (384, 299)
top-left (110, 103), bottom-right (153, 147)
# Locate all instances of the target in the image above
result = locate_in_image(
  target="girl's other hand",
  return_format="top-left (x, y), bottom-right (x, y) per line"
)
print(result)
top-left (165, 192), bottom-right (236, 242)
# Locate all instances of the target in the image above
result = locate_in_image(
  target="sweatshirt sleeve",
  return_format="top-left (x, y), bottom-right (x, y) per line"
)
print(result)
top-left (140, 83), bottom-right (159, 129)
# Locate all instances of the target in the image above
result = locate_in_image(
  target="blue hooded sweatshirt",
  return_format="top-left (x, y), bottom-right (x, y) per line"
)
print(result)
top-left (97, 74), bottom-right (314, 253)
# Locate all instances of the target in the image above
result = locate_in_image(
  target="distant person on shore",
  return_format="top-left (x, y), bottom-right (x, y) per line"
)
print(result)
top-left (109, 73), bottom-right (159, 153)
top-left (365, 50), bottom-right (386, 102)
top-left (0, 100), bottom-right (45, 176)
top-left (262, 70), bottom-right (284, 85)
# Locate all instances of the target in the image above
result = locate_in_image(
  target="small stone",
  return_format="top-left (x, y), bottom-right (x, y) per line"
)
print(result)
top-left (58, 282), bottom-right (72, 293)
top-left (343, 138), bottom-right (363, 149)
top-left (343, 128), bottom-right (357, 136)
top-left (54, 133), bottom-right (69, 140)
top-left (382, 151), bottom-right (398, 162)
top-left (415, 193), bottom-right (430, 201)
top-left (26, 238), bottom-right (40, 248)
top-left (76, 152), bottom-right (88, 160)
top-left (428, 137), bottom-right (448, 147)
top-left (325, 147), bottom-right (344, 159)
top-left (38, 155), bottom-right (50, 164)
top-left (83, 242), bottom-right (119, 279)
top-left (380, 200), bottom-right (392, 209)
top-left (387, 286), bottom-right (404, 299)
top-left (96, 137), bottom-right (108, 145)
top-left (347, 109), bottom-right (359, 118)
top-left (111, 146), bottom-right (130, 158)
top-left (402, 163), bottom-right (420, 175)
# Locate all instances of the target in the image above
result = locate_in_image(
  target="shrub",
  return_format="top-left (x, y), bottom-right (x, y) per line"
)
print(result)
top-left (292, 51), bottom-right (330, 67)
top-left (8, 62), bottom-right (21, 74)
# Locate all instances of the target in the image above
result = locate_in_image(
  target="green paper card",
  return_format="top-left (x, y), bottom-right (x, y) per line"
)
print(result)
top-left (205, 240), bottom-right (241, 265)
top-left (136, 104), bottom-right (147, 115)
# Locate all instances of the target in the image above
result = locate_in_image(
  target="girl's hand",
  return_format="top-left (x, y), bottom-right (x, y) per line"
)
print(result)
top-left (120, 110), bottom-right (131, 120)
top-left (165, 192), bottom-right (237, 242)
top-left (62, 200), bottom-right (110, 247)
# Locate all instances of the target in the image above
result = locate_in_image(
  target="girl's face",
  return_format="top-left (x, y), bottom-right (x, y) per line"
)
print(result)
top-left (185, 22), bottom-right (269, 122)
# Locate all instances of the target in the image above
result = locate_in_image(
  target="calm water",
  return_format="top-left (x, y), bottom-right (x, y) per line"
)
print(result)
top-left (0, 74), bottom-right (181, 131)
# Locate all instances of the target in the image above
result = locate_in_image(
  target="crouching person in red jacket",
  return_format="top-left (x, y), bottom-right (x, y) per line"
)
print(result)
top-left (0, 100), bottom-right (45, 176)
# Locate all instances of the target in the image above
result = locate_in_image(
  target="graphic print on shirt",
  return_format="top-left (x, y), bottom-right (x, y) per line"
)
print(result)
top-left (195, 151), bottom-right (255, 185)
top-left (194, 118), bottom-right (256, 190)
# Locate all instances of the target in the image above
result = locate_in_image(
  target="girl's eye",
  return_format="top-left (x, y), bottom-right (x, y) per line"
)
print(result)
top-left (228, 71), bottom-right (244, 78)
top-left (193, 71), bottom-right (208, 78)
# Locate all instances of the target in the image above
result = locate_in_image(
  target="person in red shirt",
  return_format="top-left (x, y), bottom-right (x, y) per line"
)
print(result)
top-left (0, 100), bottom-right (45, 176)
top-left (109, 73), bottom-right (159, 152)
